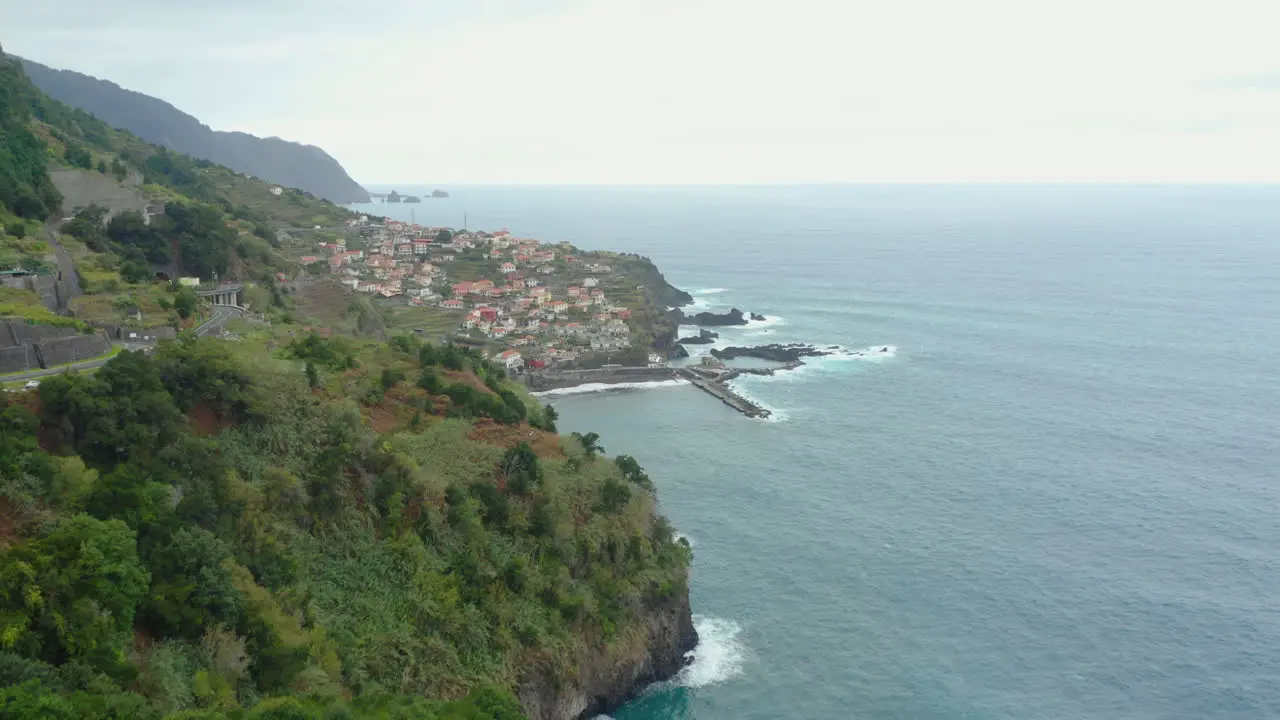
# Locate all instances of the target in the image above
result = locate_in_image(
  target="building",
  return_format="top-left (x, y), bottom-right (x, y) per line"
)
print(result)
top-left (270, 186), bottom-right (283, 196)
top-left (497, 349), bottom-right (524, 370)
top-left (583, 277), bottom-right (599, 288)
top-left (440, 299), bottom-right (464, 310)
top-left (648, 353), bottom-right (667, 368)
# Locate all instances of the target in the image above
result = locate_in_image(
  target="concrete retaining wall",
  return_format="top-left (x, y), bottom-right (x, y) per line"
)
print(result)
top-left (1, 321), bottom-right (78, 348)
top-left (33, 333), bottom-right (110, 368)
top-left (0, 345), bottom-right (34, 374)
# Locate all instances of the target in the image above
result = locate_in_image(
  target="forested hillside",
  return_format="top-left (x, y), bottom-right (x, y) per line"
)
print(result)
top-left (0, 330), bottom-right (690, 718)
top-left (21, 58), bottom-right (370, 204)
top-left (1, 42), bottom-right (359, 329)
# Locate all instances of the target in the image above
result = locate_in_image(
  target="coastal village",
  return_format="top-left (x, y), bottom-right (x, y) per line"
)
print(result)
top-left (298, 217), bottom-right (668, 372)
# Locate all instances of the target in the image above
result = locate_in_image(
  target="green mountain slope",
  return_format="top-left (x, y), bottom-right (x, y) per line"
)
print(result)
top-left (0, 41), bottom-right (695, 720)
top-left (21, 57), bottom-right (370, 204)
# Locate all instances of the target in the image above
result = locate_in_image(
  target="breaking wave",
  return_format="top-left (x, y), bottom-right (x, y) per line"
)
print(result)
top-left (532, 379), bottom-right (689, 397)
top-left (678, 616), bottom-right (748, 687)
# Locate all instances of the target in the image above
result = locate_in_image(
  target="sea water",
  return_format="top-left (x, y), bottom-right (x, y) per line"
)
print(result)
top-left (353, 185), bottom-right (1280, 719)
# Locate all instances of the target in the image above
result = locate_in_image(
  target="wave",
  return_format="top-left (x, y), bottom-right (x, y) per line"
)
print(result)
top-left (724, 378), bottom-right (788, 422)
top-left (532, 379), bottom-right (689, 397)
top-left (690, 287), bottom-right (728, 295)
top-left (678, 616), bottom-right (748, 687)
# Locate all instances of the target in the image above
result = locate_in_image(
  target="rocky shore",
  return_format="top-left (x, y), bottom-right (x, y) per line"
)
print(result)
top-left (517, 579), bottom-right (697, 719)
top-left (668, 307), bottom-right (766, 327)
top-left (710, 343), bottom-right (836, 363)
top-left (677, 329), bottom-right (719, 344)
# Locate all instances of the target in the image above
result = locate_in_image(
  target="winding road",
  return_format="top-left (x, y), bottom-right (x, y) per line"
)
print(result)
top-left (2, 306), bottom-right (243, 382)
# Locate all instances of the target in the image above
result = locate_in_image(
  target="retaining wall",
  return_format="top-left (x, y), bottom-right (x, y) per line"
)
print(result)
top-left (33, 333), bottom-right (110, 368)
top-left (0, 345), bottom-right (33, 374)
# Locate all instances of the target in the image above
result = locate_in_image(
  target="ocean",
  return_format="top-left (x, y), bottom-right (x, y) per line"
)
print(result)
top-left (351, 185), bottom-right (1280, 719)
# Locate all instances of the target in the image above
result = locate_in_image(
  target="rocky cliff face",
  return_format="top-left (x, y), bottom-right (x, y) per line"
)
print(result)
top-left (517, 584), bottom-right (697, 720)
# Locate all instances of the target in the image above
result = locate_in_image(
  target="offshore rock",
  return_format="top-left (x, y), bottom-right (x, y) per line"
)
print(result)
top-left (711, 343), bottom-right (834, 363)
top-left (677, 329), bottom-right (719, 344)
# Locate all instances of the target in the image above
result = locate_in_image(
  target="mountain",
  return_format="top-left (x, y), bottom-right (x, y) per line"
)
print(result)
top-left (19, 58), bottom-right (371, 204)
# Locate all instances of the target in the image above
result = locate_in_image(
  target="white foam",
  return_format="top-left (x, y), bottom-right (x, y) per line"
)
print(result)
top-left (678, 616), bottom-right (747, 687)
top-left (691, 288), bottom-right (728, 295)
top-left (532, 379), bottom-right (690, 397)
top-left (725, 377), bottom-right (788, 422)
top-left (674, 531), bottom-right (696, 547)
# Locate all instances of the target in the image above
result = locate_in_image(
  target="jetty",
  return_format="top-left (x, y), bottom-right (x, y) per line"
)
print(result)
top-left (674, 366), bottom-right (772, 418)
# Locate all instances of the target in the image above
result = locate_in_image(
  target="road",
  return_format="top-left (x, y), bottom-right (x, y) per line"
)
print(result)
top-left (2, 306), bottom-right (243, 383)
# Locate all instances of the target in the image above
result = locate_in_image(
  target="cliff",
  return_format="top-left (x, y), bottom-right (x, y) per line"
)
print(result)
top-left (19, 58), bottom-right (370, 204)
top-left (518, 583), bottom-right (697, 720)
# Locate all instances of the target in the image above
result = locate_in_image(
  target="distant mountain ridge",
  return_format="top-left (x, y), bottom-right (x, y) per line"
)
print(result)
top-left (19, 58), bottom-right (370, 204)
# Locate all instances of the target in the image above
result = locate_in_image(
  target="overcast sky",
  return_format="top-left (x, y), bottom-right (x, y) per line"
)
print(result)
top-left (3, 0), bottom-right (1279, 184)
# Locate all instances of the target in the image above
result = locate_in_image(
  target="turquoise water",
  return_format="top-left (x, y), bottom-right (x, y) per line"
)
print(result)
top-left (354, 186), bottom-right (1280, 719)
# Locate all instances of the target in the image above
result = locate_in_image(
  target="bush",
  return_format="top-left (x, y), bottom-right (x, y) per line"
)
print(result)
top-left (5, 221), bottom-right (26, 238)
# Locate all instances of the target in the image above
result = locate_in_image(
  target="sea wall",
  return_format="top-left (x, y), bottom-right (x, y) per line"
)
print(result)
top-left (517, 579), bottom-right (696, 720)
top-left (522, 366), bottom-right (674, 391)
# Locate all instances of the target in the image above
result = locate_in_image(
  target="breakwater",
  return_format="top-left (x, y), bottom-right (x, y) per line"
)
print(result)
top-left (522, 366), bottom-right (675, 391)
top-left (675, 367), bottom-right (772, 418)
top-left (522, 364), bottom-right (776, 418)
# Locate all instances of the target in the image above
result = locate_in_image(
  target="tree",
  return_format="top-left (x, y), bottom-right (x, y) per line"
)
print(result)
top-left (615, 455), bottom-right (653, 490)
top-left (139, 527), bottom-right (243, 639)
top-left (541, 403), bottom-right (558, 433)
top-left (417, 367), bottom-right (442, 394)
top-left (434, 229), bottom-right (453, 244)
top-left (571, 431), bottom-right (604, 459)
top-left (0, 514), bottom-right (150, 663)
top-left (501, 443), bottom-right (541, 494)
top-left (304, 362), bottom-right (319, 390)
top-left (173, 286), bottom-right (198, 319)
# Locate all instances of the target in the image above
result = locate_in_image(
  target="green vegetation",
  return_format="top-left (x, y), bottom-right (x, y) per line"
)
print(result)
top-left (0, 52), bottom-right (62, 220)
top-left (0, 332), bottom-right (688, 717)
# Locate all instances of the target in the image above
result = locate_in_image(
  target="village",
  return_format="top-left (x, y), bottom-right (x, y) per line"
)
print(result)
top-left (297, 217), bottom-right (668, 373)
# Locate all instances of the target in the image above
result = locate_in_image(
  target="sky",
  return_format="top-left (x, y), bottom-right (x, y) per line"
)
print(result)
top-left (3, 0), bottom-right (1280, 184)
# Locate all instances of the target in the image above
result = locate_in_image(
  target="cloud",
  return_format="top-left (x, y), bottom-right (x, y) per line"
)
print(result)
top-left (4, 0), bottom-right (1280, 182)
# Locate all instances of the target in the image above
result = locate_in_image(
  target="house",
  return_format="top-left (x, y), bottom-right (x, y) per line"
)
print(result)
top-left (567, 287), bottom-right (583, 297)
top-left (413, 240), bottom-right (432, 255)
top-left (501, 262), bottom-right (517, 274)
top-left (614, 309), bottom-right (632, 320)
top-left (472, 279), bottom-right (494, 291)
top-left (648, 353), bottom-right (666, 369)
top-left (270, 186), bottom-right (283, 196)
top-left (478, 307), bottom-right (499, 323)
top-left (583, 277), bottom-right (599, 288)
top-left (440, 299), bottom-right (464, 310)
top-left (451, 282), bottom-right (473, 297)
top-left (565, 255), bottom-right (581, 263)
top-left (396, 243), bottom-right (414, 256)
top-left (488, 250), bottom-right (505, 260)
top-left (497, 350), bottom-right (524, 370)
top-left (340, 278), bottom-right (359, 289)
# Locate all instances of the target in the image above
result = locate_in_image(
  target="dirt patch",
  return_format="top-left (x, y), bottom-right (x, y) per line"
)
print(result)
top-left (0, 498), bottom-right (20, 549)
top-left (468, 419), bottom-right (564, 458)
top-left (442, 370), bottom-right (498, 396)
top-left (187, 402), bottom-right (226, 437)
top-left (294, 277), bottom-right (355, 327)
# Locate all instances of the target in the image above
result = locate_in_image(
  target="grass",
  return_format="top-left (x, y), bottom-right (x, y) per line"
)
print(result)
top-left (382, 304), bottom-right (464, 341)
top-left (0, 287), bottom-right (87, 330)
